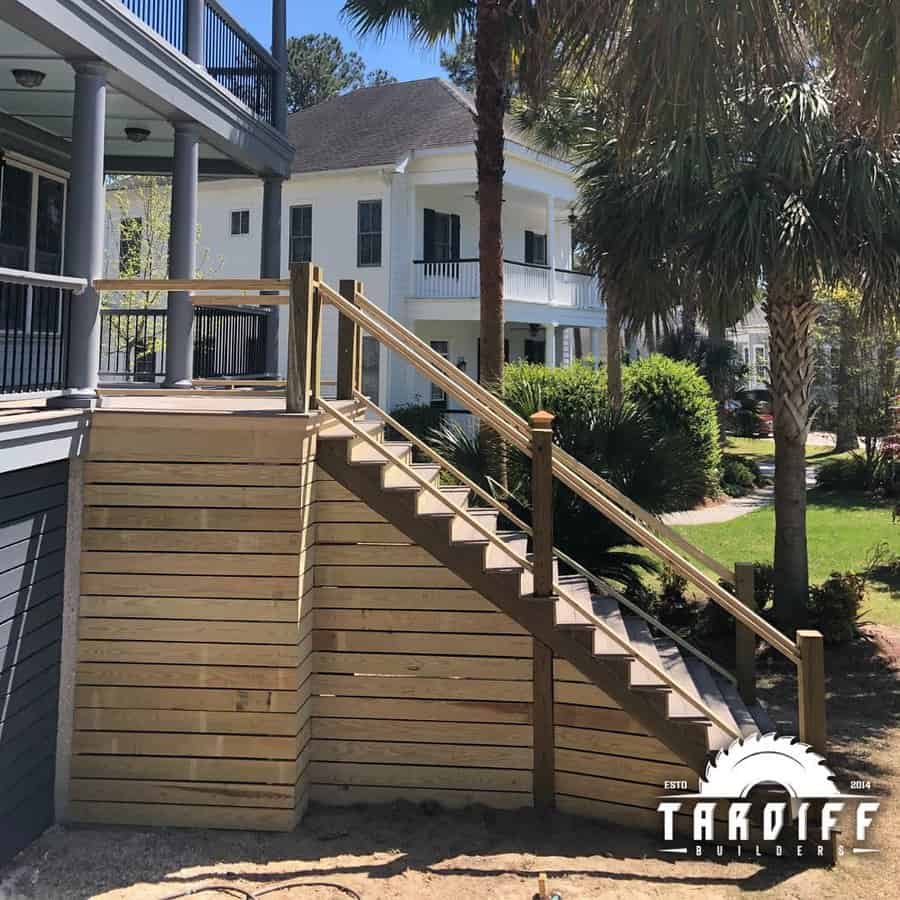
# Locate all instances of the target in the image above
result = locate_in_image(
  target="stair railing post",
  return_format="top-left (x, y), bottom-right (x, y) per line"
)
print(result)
top-left (797, 630), bottom-right (826, 754)
top-left (734, 562), bottom-right (757, 704)
top-left (287, 262), bottom-right (322, 413)
top-left (337, 279), bottom-right (362, 400)
top-left (529, 410), bottom-right (556, 811)
top-left (530, 410), bottom-right (555, 598)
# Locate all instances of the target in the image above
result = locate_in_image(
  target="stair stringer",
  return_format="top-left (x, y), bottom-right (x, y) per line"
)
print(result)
top-left (316, 441), bottom-right (711, 775)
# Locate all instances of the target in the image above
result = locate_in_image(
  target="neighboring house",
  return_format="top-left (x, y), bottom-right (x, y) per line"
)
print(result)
top-left (730, 305), bottom-right (771, 391)
top-left (180, 78), bottom-right (606, 411)
top-left (0, 0), bottom-right (291, 866)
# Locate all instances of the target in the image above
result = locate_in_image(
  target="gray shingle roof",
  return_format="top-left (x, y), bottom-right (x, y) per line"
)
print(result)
top-left (285, 77), bottom-right (542, 174)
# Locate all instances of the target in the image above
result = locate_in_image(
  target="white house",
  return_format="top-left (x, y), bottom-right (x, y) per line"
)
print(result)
top-left (111, 78), bottom-right (606, 410)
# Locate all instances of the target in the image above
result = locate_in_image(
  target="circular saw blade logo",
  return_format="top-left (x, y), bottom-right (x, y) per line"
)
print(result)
top-left (697, 733), bottom-right (840, 800)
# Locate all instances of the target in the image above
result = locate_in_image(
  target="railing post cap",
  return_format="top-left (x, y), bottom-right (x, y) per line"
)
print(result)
top-left (796, 629), bottom-right (824, 641)
top-left (530, 410), bottom-right (555, 428)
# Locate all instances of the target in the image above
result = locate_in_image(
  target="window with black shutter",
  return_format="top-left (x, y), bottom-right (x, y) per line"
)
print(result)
top-left (424, 209), bottom-right (461, 261)
top-left (525, 230), bottom-right (548, 265)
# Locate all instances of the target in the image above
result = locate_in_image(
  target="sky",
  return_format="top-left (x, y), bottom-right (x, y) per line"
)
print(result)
top-left (222, 0), bottom-right (450, 83)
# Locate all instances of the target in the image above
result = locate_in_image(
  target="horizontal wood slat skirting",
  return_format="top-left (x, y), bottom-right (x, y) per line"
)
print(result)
top-left (71, 412), bottom-right (317, 831)
top-left (67, 410), bottom-right (699, 834)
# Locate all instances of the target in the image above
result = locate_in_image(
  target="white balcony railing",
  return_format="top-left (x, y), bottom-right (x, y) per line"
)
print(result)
top-left (412, 259), bottom-right (601, 309)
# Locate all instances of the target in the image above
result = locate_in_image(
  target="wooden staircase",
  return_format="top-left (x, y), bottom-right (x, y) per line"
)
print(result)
top-left (316, 406), bottom-right (773, 775)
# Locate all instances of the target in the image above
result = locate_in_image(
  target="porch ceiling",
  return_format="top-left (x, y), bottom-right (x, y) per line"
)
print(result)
top-left (0, 2), bottom-right (292, 176)
top-left (408, 298), bottom-right (606, 329)
top-left (0, 22), bottom-right (237, 173)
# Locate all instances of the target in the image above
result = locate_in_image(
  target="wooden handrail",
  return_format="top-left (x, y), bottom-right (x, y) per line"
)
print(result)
top-left (355, 386), bottom-right (737, 685)
top-left (320, 395), bottom-right (740, 738)
top-left (317, 280), bottom-right (800, 666)
top-left (344, 286), bottom-right (733, 581)
top-left (94, 278), bottom-right (289, 292)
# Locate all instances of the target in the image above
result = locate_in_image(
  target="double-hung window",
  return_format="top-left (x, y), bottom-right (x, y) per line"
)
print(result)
top-left (357, 200), bottom-right (382, 267)
top-left (230, 209), bottom-right (250, 236)
top-left (290, 205), bottom-right (312, 264)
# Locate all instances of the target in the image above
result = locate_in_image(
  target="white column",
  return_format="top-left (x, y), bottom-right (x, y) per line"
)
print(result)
top-left (591, 327), bottom-right (602, 366)
top-left (546, 195), bottom-right (556, 303)
top-left (407, 181), bottom-right (417, 297)
top-left (545, 323), bottom-right (556, 367)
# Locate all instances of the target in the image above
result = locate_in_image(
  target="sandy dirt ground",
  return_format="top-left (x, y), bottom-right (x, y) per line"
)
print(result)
top-left (2, 626), bottom-right (898, 900)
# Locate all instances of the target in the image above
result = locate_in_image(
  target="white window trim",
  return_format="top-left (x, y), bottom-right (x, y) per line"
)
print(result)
top-left (0, 155), bottom-right (68, 335)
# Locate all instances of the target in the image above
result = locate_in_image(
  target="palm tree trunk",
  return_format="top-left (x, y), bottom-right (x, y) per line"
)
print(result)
top-left (475, 0), bottom-right (509, 479)
top-left (766, 280), bottom-right (817, 628)
top-left (606, 281), bottom-right (623, 407)
top-left (835, 305), bottom-right (859, 452)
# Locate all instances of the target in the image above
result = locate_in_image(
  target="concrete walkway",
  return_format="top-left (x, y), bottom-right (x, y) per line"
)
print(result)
top-left (661, 462), bottom-right (818, 526)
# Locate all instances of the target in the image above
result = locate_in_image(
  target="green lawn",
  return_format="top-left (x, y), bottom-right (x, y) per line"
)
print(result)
top-left (723, 436), bottom-right (854, 464)
top-left (674, 488), bottom-right (900, 624)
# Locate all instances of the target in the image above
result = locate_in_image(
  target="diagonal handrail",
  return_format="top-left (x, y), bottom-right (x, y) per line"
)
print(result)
top-left (338, 285), bottom-right (734, 582)
top-left (317, 280), bottom-right (799, 666)
top-left (318, 395), bottom-right (741, 739)
top-left (356, 387), bottom-right (738, 686)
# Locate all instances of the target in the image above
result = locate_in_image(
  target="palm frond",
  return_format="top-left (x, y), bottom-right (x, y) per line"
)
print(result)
top-left (341, 0), bottom-right (472, 43)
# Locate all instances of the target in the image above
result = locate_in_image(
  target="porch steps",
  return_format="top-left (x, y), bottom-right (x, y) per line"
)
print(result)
top-left (315, 408), bottom-right (772, 775)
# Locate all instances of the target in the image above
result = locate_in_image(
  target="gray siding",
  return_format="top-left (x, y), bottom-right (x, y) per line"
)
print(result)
top-left (0, 461), bottom-right (67, 865)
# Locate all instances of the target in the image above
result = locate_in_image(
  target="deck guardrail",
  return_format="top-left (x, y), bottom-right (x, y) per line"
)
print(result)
top-left (119, 0), bottom-right (279, 124)
top-left (0, 268), bottom-right (83, 397)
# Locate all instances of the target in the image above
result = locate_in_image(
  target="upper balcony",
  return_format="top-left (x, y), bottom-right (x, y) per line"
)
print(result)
top-left (119, 0), bottom-right (279, 126)
top-left (1, 0), bottom-right (293, 177)
top-left (412, 259), bottom-right (601, 311)
top-left (405, 183), bottom-right (603, 324)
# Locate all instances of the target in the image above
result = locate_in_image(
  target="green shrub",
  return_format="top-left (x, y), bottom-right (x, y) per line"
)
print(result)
top-left (623, 355), bottom-right (721, 506)
top-left (807, 572), bottom-right (866, 644)
top-left (387, 402), bottom-right (446, 454)
top-left (720, 456), bottom-right (759, 496)
top-left (815, 455), bottom-right (869, 491)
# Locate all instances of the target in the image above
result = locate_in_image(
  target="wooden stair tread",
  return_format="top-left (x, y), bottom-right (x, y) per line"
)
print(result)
top-left (713, 673), bottom-right (773, 737)
top-left (588, 593), bottom-right (634, 657)
top-left (653, 639), bottom-right (721, 727)
top-left (318, 420), bottom-right (383, 440)
top-left (619, 616), bottom-right (670, 691)
top-left (669, 648), bottom-right (745, 747)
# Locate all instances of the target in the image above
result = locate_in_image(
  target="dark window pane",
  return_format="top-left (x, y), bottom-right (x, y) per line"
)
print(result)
top-left (290, 205), bottom-right (312, 263)
top-left (0, 164), bottom-right (32, 270)
top-left (357, 200), bottom-right (382, 267)
top-left (361, 335), bottom-right (379, 400)
top-left (0, 282), bottom-right (26, 331)
top-left (35, 177), bottom-right (64, 275)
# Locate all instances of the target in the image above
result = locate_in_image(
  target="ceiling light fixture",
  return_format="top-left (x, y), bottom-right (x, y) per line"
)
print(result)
top-left (12, 69), bottom-right (46, 88)
top-left (124, 126), bottom-right (152, 143)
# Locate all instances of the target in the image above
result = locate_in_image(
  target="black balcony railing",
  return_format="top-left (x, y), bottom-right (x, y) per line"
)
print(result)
top-left (204, 1), bottom-right (275, 125)
top-left (119, 0), bottom-right (277, 124)
top-left (99, 306), bottom-right (269, 381)
top-left (121, 0), bottom-right (186, 52)
top-left (0, 282), bottom-right (72, 395)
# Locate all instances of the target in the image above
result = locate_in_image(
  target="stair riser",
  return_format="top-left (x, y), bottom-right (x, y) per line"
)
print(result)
top-left (484, 537), bottom-right (529, 570)
top-left (349, 441), bottom-right (412, 465)
top-left (381, 464), bottom-right (440, 490)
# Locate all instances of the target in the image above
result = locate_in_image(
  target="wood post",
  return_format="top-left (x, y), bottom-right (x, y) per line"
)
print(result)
top-left (797, 629), bottom-right (827, 754)
top-left (734, 562), bottom-right (757, 704)
top-left (530, 410), bottom-right (555, 599)
top-left (287, 263), bottom-right (321, 413)
top-left (337, 279), bottom-right (362, 400)
top-left (532, 638), bottom-right (556, 811)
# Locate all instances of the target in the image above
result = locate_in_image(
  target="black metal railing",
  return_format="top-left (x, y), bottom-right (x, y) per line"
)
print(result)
top-left (99, 306), bottom-right (269, 381)
top-left (120, 0), bottom-right (186, 53)
top-left (119, 0), bottom-right (277, 124)
top-left (194, 306), bottom-right (268, 377)
top-left (204, 0), bottom-right (275, 124)
top-left (1, 282), bottom-right (71, 395)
